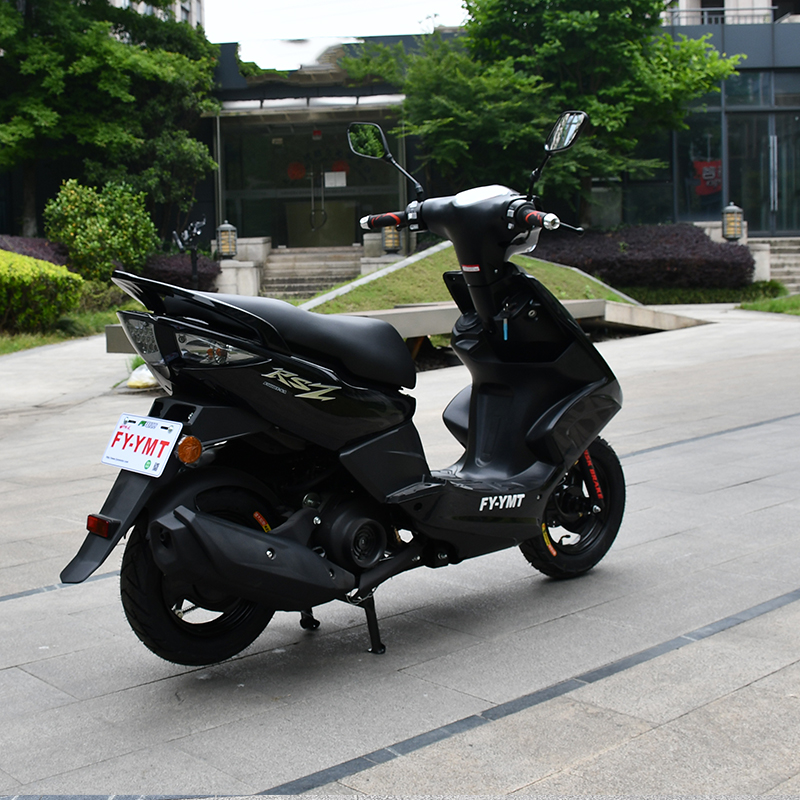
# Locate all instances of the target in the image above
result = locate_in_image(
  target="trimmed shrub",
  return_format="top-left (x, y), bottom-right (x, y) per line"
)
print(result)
top-left (141, 252), bottom-right (220, 292)
top-left (620, 280), bottom-right (787, 305)
top-left (43, 180), bottom-right (159, 282)
top-left (0, 235), bottom-right (69, 266)
top-left (535, 224), bottom-right (754, 289)
top-left (0, 250), bottom-right (83, 332)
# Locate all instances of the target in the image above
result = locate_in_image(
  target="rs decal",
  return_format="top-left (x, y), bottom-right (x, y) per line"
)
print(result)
top-left (262, 368), bottom-right (339, 402)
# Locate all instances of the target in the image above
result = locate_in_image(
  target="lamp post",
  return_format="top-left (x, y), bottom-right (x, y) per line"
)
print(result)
top-left (722, 202), bottom-right (744, 241)
top-left (216, 220), bottom-right (238, 259)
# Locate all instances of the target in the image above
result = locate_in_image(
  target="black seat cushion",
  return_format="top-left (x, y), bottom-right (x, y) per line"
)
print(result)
top-left (215, 294), bottom-right (416, 389)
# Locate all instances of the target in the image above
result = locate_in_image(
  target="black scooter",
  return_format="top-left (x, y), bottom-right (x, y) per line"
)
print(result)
top-left (61, 111), bottom-right (624, 666)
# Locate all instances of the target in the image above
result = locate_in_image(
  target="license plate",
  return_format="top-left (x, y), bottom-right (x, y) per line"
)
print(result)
top-left (101, 413), bottom-right (183, 477)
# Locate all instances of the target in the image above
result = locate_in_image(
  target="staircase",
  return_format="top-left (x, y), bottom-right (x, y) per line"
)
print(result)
top-left (751, 238), bottom-right (800, 293)
top-left (260, 246), bottom-right (363, 299)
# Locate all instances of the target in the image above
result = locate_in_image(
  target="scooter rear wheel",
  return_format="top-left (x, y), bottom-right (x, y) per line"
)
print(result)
top-left (120, 485), bottom-right (276, 666)
top-left (520, 437), bottom-right (625, 579)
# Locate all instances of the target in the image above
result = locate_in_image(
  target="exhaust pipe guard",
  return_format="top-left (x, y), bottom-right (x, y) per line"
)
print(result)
top-left (149, 506), bottom-right (356, 611)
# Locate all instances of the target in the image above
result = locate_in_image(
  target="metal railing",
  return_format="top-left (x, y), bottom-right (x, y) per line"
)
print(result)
top-left (663, 6), bottom-right (776, 24)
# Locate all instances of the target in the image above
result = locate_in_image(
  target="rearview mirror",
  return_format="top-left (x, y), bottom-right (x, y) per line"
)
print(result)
top-left (347, 122), bottom-right (391, 160)
top-left (545, 111), bottom-right (588, 153)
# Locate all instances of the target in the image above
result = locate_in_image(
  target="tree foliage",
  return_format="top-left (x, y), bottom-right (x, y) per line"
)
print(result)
top-left (0, 0), bottom-right (219, 235)
top-left (43, 179), bottom-right (158, 282)
top-left (342, 2), bottom-right (741, 204)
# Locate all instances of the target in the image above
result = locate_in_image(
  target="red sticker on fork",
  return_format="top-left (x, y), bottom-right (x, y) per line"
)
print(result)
top-left (583, 450), bottom-right (604, 500)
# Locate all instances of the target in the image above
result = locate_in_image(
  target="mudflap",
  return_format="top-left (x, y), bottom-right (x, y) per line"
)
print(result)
top-left (60, 463), bottom-right (177, 584)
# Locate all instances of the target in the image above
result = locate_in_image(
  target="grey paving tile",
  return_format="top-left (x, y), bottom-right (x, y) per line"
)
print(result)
top-left (12, 741), bottom-right (258, 796)
top-left (210, 610), bottom-right (486, 705)
top-left (0, 666), bottom-right (75, 719)
top-left (339, 696), bottom-right (651, 795)
top-left (20, 637), bottom-right (188, 700)
top-left (84, 667), bottom-right (291, 743)
top-left (176, 670), bottom-right (487, 792)
top-left (526, 684), bottom-right (800, 795)
top-left (0, 703), bottom-right (143, 785)
top-left (570, 610), bottom-right (800, 724)
top-left (0, 605), bottom-right (120, 669)
top-left (399, 608), bottom-right (664, 705)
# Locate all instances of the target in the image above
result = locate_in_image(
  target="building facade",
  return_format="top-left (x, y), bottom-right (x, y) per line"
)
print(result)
top-left (607, 0), bottom-right (800, 235)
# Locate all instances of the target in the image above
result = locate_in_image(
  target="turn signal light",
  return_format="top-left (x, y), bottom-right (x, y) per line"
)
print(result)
top-left (177, 435), bottom-right (203, 465)
top-left (87, 514), bottom-right (112, 538)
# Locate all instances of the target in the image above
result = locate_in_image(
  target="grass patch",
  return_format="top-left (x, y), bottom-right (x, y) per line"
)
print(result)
top-left (310, 247), bottom-right (632, 314)
top-left (740, 293), bottom-right (800, 316)
top-left (619, 281), bottom-right (787, 306)
top-left (0, 306), bottom-right (134, 356)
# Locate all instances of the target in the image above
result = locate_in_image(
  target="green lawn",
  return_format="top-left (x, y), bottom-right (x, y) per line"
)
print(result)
top-left (0, 308), bottom-right (127, 356)
top-left (309, 246), bottom-right (631, 314)
top-left (740, 294), bottom-right (800, 316)
top-left (1, 247), bottom-right (629, 356)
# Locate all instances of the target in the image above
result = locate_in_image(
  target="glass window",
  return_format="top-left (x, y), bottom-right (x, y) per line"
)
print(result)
top-left (775, 72), bottom-right (800, 107)
top-left (676, 110), bottom-right (723, 220)
top-left (725, 72), bottom-right (772, 107)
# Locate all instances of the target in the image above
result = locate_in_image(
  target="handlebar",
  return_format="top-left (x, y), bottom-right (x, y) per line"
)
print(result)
top-left (511, 203), bottom-right (560, 231)
top-left (359, 211), bottom-right (409, 230)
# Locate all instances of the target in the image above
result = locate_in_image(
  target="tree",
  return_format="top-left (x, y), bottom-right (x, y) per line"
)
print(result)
top-left (343, 35), bottom-right (559, 194)
top-left (0, 0), bottom-right (218, 237)
top-left (343, 4), bottom-right (741, 215)
top-left (464, 0), bottom-right (741, 205)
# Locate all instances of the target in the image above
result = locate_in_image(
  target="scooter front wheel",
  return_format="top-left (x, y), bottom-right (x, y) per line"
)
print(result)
top-left (520, 437), bottom-right (625, 579)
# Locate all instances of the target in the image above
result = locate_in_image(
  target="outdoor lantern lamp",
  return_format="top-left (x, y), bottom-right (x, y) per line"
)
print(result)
top-left (217, 220), bottom-right (238, 258)
top-left (722, 202), bottom-right (744, 241)
top-left (382, 225), bottom-right (400, 253)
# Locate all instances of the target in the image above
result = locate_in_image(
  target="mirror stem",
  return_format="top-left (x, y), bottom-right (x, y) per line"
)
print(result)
top-left (387, 154), bottom-right (425, 202)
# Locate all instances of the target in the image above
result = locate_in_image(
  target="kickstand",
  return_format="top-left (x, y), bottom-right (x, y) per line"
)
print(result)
top-left (359, 595), bottom-right (386, 654)
top-left (300, 608), bottom-right (320, 630)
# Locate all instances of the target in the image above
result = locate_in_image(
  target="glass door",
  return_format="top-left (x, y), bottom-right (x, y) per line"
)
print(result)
top-left (728, 112), bottom-right (800, 235)
top-left (775, 113), bottom-right (800, 234)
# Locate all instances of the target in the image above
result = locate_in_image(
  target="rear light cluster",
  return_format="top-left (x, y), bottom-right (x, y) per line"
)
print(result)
top-left (176, 333), bottom-right (260, 365)
top-left (118, 312), bottom-right (174, 393)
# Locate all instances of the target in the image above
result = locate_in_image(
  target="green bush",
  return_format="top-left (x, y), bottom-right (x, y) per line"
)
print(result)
top-left (0, 250), bottom-right (83, 332)
top-left (43, 180), bottom-right (158, 282)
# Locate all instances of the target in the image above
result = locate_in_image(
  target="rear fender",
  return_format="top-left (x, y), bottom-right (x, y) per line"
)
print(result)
top-left (60, 464), bottom-right (176, 584)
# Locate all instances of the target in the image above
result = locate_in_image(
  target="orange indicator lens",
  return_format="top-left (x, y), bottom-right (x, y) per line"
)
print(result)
top-left (177, 435), bottom-right (203, 465)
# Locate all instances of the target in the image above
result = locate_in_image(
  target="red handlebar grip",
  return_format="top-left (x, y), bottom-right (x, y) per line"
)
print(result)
top-left (514, 205), bottom-right (546, 229)
top-left (361, 211), bottom-right (408, 230)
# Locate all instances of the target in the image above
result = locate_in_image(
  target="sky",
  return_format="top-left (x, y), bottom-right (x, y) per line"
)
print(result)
top-left (203, 0), bottom-right (469, 68)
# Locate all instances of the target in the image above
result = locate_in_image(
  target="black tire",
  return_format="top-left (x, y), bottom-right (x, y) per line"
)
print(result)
top-left (520, 437), bottom-right (625, 579)
top-left (120, 484), bottom-right (276, 666)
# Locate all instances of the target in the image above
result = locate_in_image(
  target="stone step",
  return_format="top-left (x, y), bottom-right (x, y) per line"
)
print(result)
top-left (261, 245), bottom-right (364, 298)
top-left (267, 255), bottom-right (363, 267)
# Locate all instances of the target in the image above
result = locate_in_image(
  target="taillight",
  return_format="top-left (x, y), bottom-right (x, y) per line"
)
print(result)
top-left (176, 333), bottom-right (261, 365)
top-left (118, 312), bottom-right (173, 393)
top-left (87, 514), bottom-right (113, 538)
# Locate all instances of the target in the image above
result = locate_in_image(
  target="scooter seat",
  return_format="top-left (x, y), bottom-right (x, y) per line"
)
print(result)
top-left (215, 294), bottom-right (417, 389)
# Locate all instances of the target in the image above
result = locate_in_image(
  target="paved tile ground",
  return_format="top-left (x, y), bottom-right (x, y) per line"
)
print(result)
top-left (1, 304), bottom-right (799, 797)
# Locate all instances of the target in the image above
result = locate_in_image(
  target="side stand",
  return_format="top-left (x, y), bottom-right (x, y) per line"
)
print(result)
top-left (359, 595), bottom-right (385, 654)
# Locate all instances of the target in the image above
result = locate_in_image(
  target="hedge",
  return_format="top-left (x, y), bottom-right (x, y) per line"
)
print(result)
top-left (0, 235), bottom-right (69, 266)
top-left (534, 224), bottom-right (754, 289)
top-left (0, 250), bottom-right (83, 332)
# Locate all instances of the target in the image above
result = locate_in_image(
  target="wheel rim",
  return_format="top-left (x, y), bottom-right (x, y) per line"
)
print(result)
top-left (545, 449), bottom-right (611, 555)
top-left (160, 577), bottom-right (262, 637)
